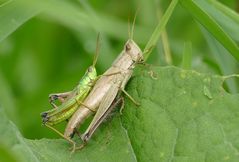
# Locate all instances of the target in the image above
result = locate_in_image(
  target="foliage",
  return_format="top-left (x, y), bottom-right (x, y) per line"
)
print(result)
top-left (0, 0), bottom-right (239, 161)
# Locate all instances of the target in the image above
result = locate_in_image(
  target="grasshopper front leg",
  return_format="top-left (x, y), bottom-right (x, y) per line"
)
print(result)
top-left (121, 89), bottom-right (140, 106)
top-left (49, 91), bottom-right (73, 108)
top-left (120, 70), bottom-right (140, 106)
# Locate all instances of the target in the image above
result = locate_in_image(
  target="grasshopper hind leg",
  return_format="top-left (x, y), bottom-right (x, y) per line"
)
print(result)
top-left (45, 124), bottom-right (76, 153)
top-left (72, 128), bottom-right (88, 151)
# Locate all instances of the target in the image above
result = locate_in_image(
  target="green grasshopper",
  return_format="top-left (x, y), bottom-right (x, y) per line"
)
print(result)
top-left (40, 35), bottom-right (100, 150)
top-left (41, 67), bottom-right (97, 125)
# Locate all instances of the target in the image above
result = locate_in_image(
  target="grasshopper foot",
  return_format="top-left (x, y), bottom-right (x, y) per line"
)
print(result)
top-left (76, 142), bottom-right (86, 151)
top-left (40, 112), bottom-right (48, 118)
top-left (121, 89), bottom-right (140, 106)
top-left (119, 98), bottom-right (125, 115)
top-left (69, 142), bottom-right (76, 155)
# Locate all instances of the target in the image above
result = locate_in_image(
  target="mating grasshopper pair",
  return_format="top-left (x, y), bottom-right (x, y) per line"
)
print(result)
top-left (41, 27), bottom-right (143, 152)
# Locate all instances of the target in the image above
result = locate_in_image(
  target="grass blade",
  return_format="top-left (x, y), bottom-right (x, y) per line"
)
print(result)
top-left (0, 0), bottom-right (41, 42)
top-left (200, 26), bottom-right (238, 93)
top-left (179, 0), bottom-right (239, 62)
top-left (0, 0), bottom-right (149, 43)
top-left (195, 0), bottom-right (239, 42)
top-left (143, 0), bottom-right (178, 61)
top-left (208, 0), bottom-right (239, 25)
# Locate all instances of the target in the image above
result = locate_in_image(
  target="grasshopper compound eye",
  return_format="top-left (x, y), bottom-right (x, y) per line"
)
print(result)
top-left (124, 39), bottom-right (143, 63)
top-left (88, 66), bottom-right (93, 72)
top-left (125, 43), bottom-right (131, 51)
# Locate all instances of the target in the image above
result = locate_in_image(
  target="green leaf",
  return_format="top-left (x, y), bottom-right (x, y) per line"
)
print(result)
top-left (123, 66), bottom-right (239, 162)
top-left (179, 0), bottom-right (239, 62)
top-left (1, 66), bottom-right (239, 161)
top-left (0, 71), bottom-right (16, 120)
top-left (0, 143), bottom-right (18, 162)
top-left (0, 106), bottom-right (136, 162)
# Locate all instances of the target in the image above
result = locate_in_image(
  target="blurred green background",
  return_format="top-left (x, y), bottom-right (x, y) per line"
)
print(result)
top-left (0, 0), bottom-right (238, 141)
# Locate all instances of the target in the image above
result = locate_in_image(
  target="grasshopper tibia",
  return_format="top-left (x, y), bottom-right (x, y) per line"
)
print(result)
top-left (49, 91), bottom-right (72, 108)
top-left (121, 89), bottom-right (140, 106)
top-left (45, 124), bottom-right (76, 153)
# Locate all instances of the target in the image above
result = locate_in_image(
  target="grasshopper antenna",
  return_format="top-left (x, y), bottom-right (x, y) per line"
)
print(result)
top-left (128, 16), bottom-right (131, 40)
top-left (130, 7), bottom-right (140, 40)
top-left (92, 33), bottom-right (100, 67)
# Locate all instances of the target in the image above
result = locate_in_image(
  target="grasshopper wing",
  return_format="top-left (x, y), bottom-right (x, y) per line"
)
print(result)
top-left (82, 83), bottom-right (119, 141)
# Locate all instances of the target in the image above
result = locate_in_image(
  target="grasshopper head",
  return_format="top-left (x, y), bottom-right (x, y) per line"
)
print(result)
top-left (124, 39), bottom-right (143, 63)
top-left (86, 66), bottom-right (97, 80)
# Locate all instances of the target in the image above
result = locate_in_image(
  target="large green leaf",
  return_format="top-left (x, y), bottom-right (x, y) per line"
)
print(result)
top-left (123, 66), bottom-right (239, 162)
top-left (1, 66), bottom-right (239, 162)
top-left (0, 106), bottom-right (136, 161)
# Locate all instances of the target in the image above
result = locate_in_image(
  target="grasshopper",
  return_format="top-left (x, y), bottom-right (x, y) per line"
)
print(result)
top-left (64, 38), bottom-right (143, 150)
top-left (40, 35), bottom-right (100, 150)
